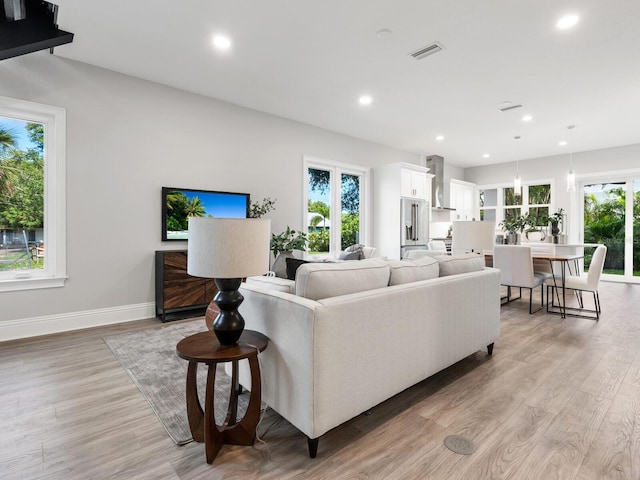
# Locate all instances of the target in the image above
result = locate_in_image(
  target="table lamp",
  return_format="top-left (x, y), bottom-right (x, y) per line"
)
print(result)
top-left (187, 217), bottom-right (271, 345)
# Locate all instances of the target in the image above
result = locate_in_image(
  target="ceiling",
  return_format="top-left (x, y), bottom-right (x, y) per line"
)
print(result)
top-left (52, 0), bottom-right (640, 168)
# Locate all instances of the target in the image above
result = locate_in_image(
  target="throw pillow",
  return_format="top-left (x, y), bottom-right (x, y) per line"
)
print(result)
top-left (338, 250), bottom-right (361, 261)
top-left (437, 253), bottom-right (485, 277)
top-left (388, 256), bottom-right (440, 285)
top-left (340, 244), bottom-right (364, 260)
top-left (286, 258), bottom-right (310, 280)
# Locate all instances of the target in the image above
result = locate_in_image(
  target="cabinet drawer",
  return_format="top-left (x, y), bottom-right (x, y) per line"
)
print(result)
top-left (163, 279), bottom-right (207, 309)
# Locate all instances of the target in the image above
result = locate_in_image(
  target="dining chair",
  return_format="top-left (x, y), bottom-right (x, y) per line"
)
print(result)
top-left (493, 245), bottom-right (547, 314)
top-left (545, 245), bottom-right (607, 320)
top-left (527, 243), bottom-right (554, 277)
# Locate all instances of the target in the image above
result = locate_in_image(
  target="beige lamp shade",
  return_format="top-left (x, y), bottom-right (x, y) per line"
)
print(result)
top-left (187, 217), bottom-right (271, 279)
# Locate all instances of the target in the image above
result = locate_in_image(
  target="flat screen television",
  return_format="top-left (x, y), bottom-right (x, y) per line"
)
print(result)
top-left (161, 187), bottom-right (250, 241)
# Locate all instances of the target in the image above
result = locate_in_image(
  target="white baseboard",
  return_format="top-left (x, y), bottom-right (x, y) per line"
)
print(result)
top-left (0, 302), bottom-right (156, 342)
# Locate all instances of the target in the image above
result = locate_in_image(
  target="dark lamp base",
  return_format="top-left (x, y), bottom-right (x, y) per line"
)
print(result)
top-left (211, 278), bottom-right (245, 346)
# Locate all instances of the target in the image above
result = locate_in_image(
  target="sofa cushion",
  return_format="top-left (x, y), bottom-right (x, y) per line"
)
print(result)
top-left (437, 253), bottom-right (485, 277)
top-left (295, 258), bottom-right (390, 300)
top-left (245, 275), bottom-right (296, 294)
top-left (388, 256), bottom-right (440, 285)
top-left (403, 249), bottom-right (444, 260)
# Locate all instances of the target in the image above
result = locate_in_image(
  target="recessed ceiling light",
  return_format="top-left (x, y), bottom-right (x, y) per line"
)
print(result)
top-left (436, 135), bottom-right (444, 141)
top-left (213, 35), bottom-right (232, 50)
top-left (557, 14), bottom-right (579, 30)
top-left (559, 140), bottom-right (568, 146)
top-left (376, 29), bottom-right (392, 39)
top-left (359, 95), bottom-right (372, 105)
top-left (522, 115), bottom-right (533, 122)
top-left (482, 153), bottom-right (490, 158)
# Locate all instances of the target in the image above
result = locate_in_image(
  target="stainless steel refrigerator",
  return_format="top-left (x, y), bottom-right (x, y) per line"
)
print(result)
top-left (400, 198), bottom-right (429, 258)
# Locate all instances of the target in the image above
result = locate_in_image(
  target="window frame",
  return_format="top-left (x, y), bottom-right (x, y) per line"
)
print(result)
top-left (0, 96), bottom-right (67, 292)
top-left (302, 155), bottom-right (370, 256)
top-left (576, 168), bottom-right (640, 283)
top-left (479, 178), bottom-right (554, 231)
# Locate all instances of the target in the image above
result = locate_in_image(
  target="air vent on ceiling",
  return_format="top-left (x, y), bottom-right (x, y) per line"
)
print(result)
top-left (498, 104), bottom-right (524, 112)
top-left (410, 42), bottom-right (444, 60)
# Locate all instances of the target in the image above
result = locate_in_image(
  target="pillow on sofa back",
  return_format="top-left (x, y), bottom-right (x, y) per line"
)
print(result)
top-left (437, 253), bottom-right (485, 277)
top-left (295, 259), bottom-right (390, 300)
top-left (338, 250), bottom-right (361, 261)
top-left (388, 255), bottom-right (439, 285)
top-left (338, 243), bottom-right (364, 260)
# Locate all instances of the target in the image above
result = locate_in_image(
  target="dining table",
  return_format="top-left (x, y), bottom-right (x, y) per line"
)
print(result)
top-left (484, 250), bottom-right (583, 318)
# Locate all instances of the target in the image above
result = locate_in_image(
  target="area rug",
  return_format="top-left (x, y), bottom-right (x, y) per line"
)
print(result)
top-left (103, 320), bottom-right (249, 445)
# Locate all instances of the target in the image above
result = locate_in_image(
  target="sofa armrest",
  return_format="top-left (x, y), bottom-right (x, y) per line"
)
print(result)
top-left (237, 284), bottom-right (321, 437)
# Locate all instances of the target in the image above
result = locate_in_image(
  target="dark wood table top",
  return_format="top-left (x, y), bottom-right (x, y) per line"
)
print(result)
top-left (484, 251), bottom-right (583, 262)
top-left (176, 330), bottom-right (268, 363)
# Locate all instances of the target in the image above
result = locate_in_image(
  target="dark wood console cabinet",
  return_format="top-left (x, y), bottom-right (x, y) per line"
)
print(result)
top-left (155, 250), bottom-right (217, 322)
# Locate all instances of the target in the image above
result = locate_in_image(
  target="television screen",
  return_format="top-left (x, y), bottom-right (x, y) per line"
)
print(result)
top-left (162, 187), bottom-right (250, 241)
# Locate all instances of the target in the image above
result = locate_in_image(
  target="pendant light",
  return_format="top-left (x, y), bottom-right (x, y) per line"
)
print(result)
top-left (514, 161), bottom-right (522, 196)
top-left (513, 136), bottom-right (522, 197)
top-left (566, 125), bottom-right (576, 192)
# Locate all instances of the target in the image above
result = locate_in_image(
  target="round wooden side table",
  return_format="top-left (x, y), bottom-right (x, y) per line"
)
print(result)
top-left (176, 329), bottom-right (268, 464)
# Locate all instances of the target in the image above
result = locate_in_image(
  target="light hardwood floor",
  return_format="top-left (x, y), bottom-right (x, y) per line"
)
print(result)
top-left (1, 281), bottom-right (639, 479)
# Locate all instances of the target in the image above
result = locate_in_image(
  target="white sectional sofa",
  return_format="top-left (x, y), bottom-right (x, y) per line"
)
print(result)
top-left (236, 255), bottom-right (501, 457)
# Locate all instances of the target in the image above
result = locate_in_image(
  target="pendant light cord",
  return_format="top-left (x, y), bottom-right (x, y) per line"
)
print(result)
top-left (568, 125), bottom-right (574, 171)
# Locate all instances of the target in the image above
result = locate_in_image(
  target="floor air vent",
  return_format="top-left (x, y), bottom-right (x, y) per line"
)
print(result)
top-left (410, 42), bottom-right (444, 60)
top-left (444, 435), bottom-right (476, 455)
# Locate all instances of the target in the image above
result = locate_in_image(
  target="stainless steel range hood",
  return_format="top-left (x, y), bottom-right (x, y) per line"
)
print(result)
top-left (425, 155), bottom-right (456, 210)
top-left (1, 0), bottom-right (74, 61)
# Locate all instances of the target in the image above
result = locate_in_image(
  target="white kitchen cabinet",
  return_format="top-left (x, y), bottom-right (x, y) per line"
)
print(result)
top-left (400, 167), bottom-right (429, 200)
top-left (450, 179), bottom-right (477, 221)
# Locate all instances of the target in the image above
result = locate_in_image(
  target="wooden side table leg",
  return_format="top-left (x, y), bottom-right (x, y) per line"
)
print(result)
top-left (225, 360), bottom-right (239, 426)
top-left (224, 355), bottom-right (261, 445)
top-left (185, 361), bottom-right (204, 442)
top-left (204, 363), bottom-right (224, 464)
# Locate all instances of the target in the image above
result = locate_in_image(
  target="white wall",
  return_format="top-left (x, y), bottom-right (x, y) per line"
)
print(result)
top-left (0, 52), bottom-right (418, 331)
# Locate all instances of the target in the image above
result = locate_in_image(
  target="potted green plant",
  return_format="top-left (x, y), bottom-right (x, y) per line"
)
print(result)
top-left (499, 215), bottom-right (527, 244)
top-left (522, 212), bottom-right (546, 242)
top-left (270, 227), bottom-right (308, 277)
top-left (542, 208), bottom-right (565, 243)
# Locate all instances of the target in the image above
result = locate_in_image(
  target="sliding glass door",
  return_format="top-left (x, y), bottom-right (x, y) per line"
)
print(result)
top-left (305, 156), bottom-right (368, 257)
top-left (581, 177), bottom-right (640, 281)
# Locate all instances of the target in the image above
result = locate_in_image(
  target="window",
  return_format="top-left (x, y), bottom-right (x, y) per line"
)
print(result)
top-left (527, 184), bottom-right (551, 227)
top-left (503, 187), bottom-right (523, 223)
top-left (479, 181), bottom-right (552, 231)
top-left (0, 96), bottom-right (66, 292)
top-left (304, 156), bottom-right (369, 256)
top-left (479, 188), bottom-right (497, 222)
